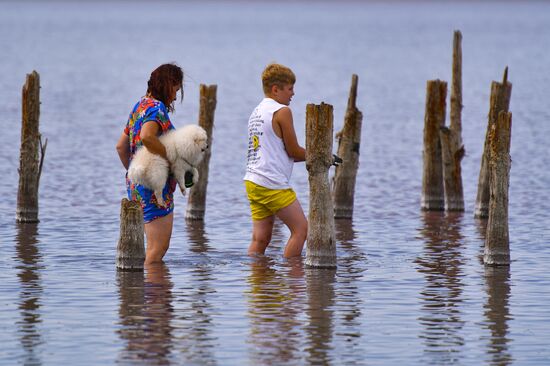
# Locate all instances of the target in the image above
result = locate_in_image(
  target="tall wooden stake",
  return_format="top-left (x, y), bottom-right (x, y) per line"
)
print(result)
top-left (186, 84), bottom-right (217, 220)
top-left (421, 80), bottom-right (447, 211)
top-left (332, 74), bottom-right (362, 219)
top-left (440, 30), bottom-right (465, 211)
top-left (306, 103), bottom-right (336, 268)
top-left (484, 111), bottom-right (512, 266)
top-left (116, 198), bottom-right (145, 271)
top-left (17, 71), bottom-right (47, 223)
top-left (475, 68), bottom-right (512, 218)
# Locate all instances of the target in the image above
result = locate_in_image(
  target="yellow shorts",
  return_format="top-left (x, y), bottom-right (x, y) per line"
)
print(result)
top-left (245, 180), bottom-right (297, 221)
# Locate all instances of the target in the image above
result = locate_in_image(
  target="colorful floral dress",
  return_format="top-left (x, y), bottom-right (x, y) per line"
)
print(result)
top-left (124, 96), bottom-right (177, 223)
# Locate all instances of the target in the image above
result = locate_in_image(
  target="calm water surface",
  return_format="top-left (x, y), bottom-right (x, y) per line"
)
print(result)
top-left (1, 1), bottom-right (549, 365)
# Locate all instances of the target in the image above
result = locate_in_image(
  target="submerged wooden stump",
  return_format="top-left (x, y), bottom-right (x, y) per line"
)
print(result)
top-left (440, 30), bottom-right (465, 211)
top-left (17, 71), bottom-right (47, 223)
top-left (305, 103), bottom-right (336, 268)
top-left (332, 74), bottom-right (362, 219)
top-left (484, 111), bottom-right (512, 266)
top-left (475, 68), bottom-right (512, 218)
top-left (421, 80), bottom-right (447, 211)
top-left (116, 198), bottom-right (145, 271)
top-left (186, 84), bottom-right (217, 220)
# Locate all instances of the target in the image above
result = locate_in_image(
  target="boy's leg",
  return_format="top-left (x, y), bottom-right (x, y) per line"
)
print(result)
top-left (276, 200), bottom-right (308, 258)
top-left (144, 212), bottom-right (174, 264)
top-left (248, 215), bottom-right (275, 255)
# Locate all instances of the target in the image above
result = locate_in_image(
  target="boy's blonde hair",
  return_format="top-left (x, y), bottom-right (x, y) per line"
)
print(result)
top-left (262, 63), bottom-right (296, 94)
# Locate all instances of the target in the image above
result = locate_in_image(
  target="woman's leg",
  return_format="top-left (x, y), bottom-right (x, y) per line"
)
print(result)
top-left (144, 212), bottom-right (174, 264)
top-left (276, 200), bottom-right (308, 258)
top-left (248, 215), bottom-right (275, 255)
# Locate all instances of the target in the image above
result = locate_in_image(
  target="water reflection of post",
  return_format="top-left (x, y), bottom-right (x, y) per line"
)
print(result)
top-left (246, 257), bottom-right (305, 365)
top-left (484, 266), bottom-right (513, 365)
top-left (179, 220), bottom-right (216, 364)
top-left (305, 268), bottom-right (336, 365)
top-left (15, 223), bottom-right (43, 366)
top-left (116, 264), bottom-right (174, 364)
top-left (334, 218), bottom-right (364, 349)
top-left (416, 211), bottom-right (465, 362)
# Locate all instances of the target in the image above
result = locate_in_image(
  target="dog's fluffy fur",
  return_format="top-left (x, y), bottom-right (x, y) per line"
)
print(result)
top-left (128, 124), bottom-right (208, 207)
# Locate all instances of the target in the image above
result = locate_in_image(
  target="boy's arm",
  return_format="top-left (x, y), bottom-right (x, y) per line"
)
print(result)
top-left (273, 107), bottom-right (306, 162)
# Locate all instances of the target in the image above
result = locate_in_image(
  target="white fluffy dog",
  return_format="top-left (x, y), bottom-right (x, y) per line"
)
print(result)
top-left (127, 124), bottom-right (208, 207)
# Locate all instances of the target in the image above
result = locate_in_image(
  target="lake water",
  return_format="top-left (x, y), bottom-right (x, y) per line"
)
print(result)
top-left (1, 1), bottom-right (550, 365)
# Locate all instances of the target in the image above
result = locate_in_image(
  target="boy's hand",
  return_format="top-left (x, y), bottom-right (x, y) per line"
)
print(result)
top-left (184, 171), bottom-right (194, 188)
top-left (332, 154), bottom-right (343, 166)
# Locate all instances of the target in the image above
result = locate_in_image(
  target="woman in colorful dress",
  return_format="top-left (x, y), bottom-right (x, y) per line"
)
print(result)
top-left (116, 63), bottom-right (184, 264)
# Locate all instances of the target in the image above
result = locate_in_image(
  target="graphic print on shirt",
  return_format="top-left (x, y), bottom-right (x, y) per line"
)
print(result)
top-left (247, 107), bottom-right (264, 167)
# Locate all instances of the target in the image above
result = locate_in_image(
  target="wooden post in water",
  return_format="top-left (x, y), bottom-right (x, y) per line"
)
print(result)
top-left (484, 111), bottom-right (512, 266)
top-left (116, 198), bottom-right (145, 271)
top-left (421, 80), bottom-right (447, 211)
top-left (332, 74), bottom-right (362, 219)
top-left (475, 68), bottom-right (512, 218)
top-left (186, 84), bottom-right (217, 220)
top-left (17, 71), bottom-right (47, 223)
top-left (305, 103), bottom-right (336, 268)
top-left (440, 30), bottom-right (465, 211)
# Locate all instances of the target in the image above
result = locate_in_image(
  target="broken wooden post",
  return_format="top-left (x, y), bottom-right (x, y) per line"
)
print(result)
top-left (186, 84), bottom-right (217, 220)
top-left (332, 74), bottom-right (362, 219)
top-left (421, 80), bottom-right (447, 211)
top-left (440, 30), bottom-right (465, 211)
top-left (16, 71), bottom-right (47, 223)
top-left (305, 103), bottom-right (336, 268)
top-left (484, 111), bottom-right (512, 266)
top-left (475, 68), bottom-right (512, 218)
top-left (116, 198), bottom-right (145, 271)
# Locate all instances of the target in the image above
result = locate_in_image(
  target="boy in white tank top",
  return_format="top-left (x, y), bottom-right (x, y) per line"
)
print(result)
top-left (244, 63), bottom-right (308, 258)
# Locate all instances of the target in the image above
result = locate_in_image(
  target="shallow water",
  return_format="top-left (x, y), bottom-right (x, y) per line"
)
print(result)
top-left (1, 1), bottom-right (550, 365)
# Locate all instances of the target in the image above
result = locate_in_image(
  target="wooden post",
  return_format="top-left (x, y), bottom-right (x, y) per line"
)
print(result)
top-left (421, 80), bottom-right (447, 211)
top-left (332, 74), bottom-right (362, 219)
top-left (305, 103), bottom-right (336, 268)
top-left (484, 111), bottom-right (512, 266)
top-left (475, 68), bottom-right (512, 218)
top-left (116, 198), bottom-right (145, 271)
top-left (186, 84), bottom-right (217, 220)
top-left (16, 71), bottom-right (47, 223)
top-left (440, 30), bottom-right (465, 211)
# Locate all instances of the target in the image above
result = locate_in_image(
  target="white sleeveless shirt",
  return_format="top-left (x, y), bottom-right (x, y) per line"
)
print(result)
top-left (244, 98), bottom-right (294, 189)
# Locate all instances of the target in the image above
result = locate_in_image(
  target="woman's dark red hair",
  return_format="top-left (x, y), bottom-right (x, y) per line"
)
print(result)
top-left (147, 63), bottom-right (184, 112)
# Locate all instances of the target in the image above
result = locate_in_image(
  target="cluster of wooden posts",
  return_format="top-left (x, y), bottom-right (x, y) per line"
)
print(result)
top-left (15, 30), bottom-right (512, 271)
top-left (421, 31), bottom-right (513, 265)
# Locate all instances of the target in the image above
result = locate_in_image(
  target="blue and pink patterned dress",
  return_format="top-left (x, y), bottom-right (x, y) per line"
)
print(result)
top-left (124, 96), bottom-right (177, 223)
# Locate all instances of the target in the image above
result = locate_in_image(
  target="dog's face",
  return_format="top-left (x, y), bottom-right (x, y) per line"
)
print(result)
top-left (177, 125), bottom-right (208, 165)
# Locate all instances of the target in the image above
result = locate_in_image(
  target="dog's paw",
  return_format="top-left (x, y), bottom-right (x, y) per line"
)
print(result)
top-left (179, 186), bottom-right (187, 196)
top-left (192, 168), bottom-right (199, 184)
top-left (154, 191), bottom-right (166, 208)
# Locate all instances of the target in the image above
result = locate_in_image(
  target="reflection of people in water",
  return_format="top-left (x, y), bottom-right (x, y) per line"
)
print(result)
top-left (16, 223), bottom-right (43, 366)
top-left (416, 212), bottom-right (465, 363)
top-left (117, 263), bottom-right (174, 364)
top-left (246, 256), bottom-right (305, 365)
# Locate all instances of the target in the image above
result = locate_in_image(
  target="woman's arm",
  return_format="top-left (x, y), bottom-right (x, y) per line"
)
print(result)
top-left (273, 107), bottom-right (306, 162)
top-left (140, 122), bottom-right (168, 160)
top-left (116, 132), bottom-right (131, 170)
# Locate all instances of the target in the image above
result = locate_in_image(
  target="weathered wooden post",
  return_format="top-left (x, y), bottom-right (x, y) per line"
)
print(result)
top-left (421, 80), bottom-right (447, 211)
top-left (186, 84), bottom-right (217, 220)
top-left (484, 111), bottom-right (512, 266)
top-left (16, 71), bottom-right (47, 223)
top-left (305, 103), bottom-right (336, 268)
top-left (475, 68), bottom-right (512, 218)
top-left (116, 198), bottom-right (145, 271)
top-left (440, 30), bottom-right (465, 211)
top-left (332, 74), bottom-right (362, 219)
